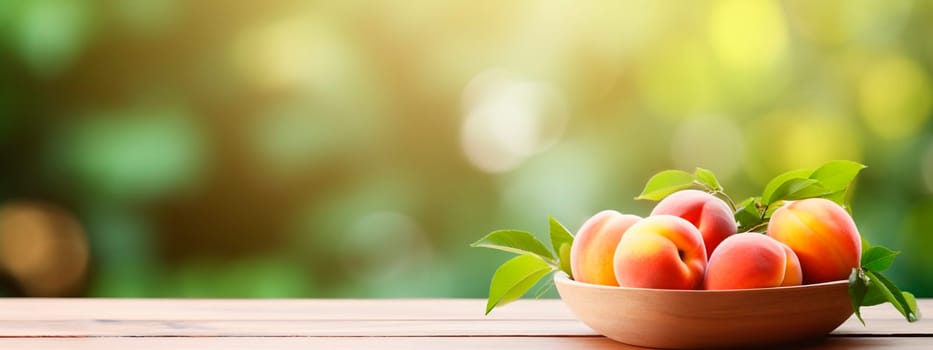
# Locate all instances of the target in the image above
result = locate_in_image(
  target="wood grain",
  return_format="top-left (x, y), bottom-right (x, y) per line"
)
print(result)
top-left (0, 298), bottom-right (924, 321)
top-left (0, 319), bottom-right (596, 337)
top-left (0, 299), bottom-right (572, 320)
top-left (1, 337), bottom-right (933, 350)
top-left (0, 298), bottom-right (927, 349)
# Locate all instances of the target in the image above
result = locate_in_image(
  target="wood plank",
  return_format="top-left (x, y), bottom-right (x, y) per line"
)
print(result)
top-left (0, 315), bottom-right (926, 338)
top-left (0, 319), bottom-right (596, 337)
top-left (0, 299), bottom-right (926, 340)
top-left (0, 336), bottom-right (931, 350)
top-left (0, 319), bottom-right (933, 337)
top-left (0, 298), bottom-right (925, 322)
top-left (0, 299), bottom-right (574, 321)
top-left (834, 317), bottom-right (932, 335)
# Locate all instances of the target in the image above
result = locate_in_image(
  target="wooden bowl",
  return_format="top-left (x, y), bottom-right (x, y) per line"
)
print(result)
top-left (554, 272), bottom-right (853, 349)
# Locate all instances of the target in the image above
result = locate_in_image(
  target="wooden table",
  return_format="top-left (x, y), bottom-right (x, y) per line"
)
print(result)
top-left (0, 298), bottom-right (929, 349)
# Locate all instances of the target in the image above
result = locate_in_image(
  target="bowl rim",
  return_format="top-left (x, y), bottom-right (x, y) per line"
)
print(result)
top-left (553, 271), bottom-right (849, 293)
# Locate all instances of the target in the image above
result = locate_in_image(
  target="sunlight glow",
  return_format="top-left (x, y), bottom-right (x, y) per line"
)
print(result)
top-left (709, 0), bottom-right (788, 73)
top-left (460, 70), bottom-right (567, 173)
top-left (858, 55), bottom-right (933, 140)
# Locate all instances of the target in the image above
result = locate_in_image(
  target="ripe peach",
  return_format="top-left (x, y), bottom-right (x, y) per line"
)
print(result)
top-left (613, 215), bottom-right (707, 289)
top-left (766, 198), bottom-right (862, 284)
top-left (778, 243), bottom-right (803, 286)
top-left (704, 233), bottom-right (802, 290)
top-left (650, 190), bottom-right (737, 258)
top-left (570, 210), bottom-right (642, 286)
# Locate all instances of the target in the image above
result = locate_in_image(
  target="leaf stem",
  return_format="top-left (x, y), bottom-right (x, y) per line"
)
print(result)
top-left (744, 221), bottom-right (769, 233)
top-left (759, 203), bottom-right (770, 222)
top-left (707, 188), bottom-right (737, 212)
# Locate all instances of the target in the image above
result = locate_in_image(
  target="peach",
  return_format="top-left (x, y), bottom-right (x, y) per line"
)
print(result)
top-left (613, 215), bottom-right (707, 289)
top-left (778, 243), bottom-right (803, 286)
top-left (650, 190), bottom-right (737, 258)
top-left (569, 210), bottom-right (642, 286)
top-left (704, 233), bottom-right (802, 290)
top-left (767, 198), bottom-right (862, 284)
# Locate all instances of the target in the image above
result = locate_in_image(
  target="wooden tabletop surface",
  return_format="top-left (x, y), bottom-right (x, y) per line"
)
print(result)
top-left (0, 298), bottom-right (928, 349)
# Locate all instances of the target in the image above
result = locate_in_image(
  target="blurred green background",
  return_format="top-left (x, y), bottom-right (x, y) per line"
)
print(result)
top-left (0, 0), bottom-right (931, 298)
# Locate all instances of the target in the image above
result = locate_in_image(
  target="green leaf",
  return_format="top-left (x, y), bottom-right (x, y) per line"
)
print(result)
top-left (485, 254), bottom-right (554, 314)
top-left (471, 230), bottom-right (556, 264)
top-left (548, 217), bottom-right (574, 277)
top-left (557, 243), bottom-right (571, 279)
top-left (865, 270), bottom-right (919, 322)
top-left (763, 178), bottom-right (819, 204)
top-left (809, 160), bottom-right (867, 193)
top-left (861, 246), bottom-right (900, 273)
top-left (848, 268), bottom-right (869, 325)
top-left (759, 161), bottom-right (867, 206)
top-left (734, 197), bottom-right (763, 231)
top-left (636, 170), bottom-right (695, 201)
top-left (761, 168), bottom-right (812, 204)
top-left (783, 182), bottom-right (834, 200)
top-left (808, 160), bottom-right (866, 206)
top-left (822, 190), bottom-right (849, 207)
top-left (694, 167), bottom-right (722, 192)
top-left (860, 242), bottom-right (900, 306)
top-left (903, 292), bottom-right (920, 320)
top-left (862, 282), bottom-right (888, 306)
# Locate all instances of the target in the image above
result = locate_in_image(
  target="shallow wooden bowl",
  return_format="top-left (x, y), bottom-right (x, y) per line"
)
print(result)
top-left (554, 272), bottom-right (853, 349)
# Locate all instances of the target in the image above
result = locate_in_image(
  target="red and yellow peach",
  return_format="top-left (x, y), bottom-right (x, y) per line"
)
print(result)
top-left (613, 215), bottom-right (707, 289)
top-left (569, 210), bottom-right (642, 286)
top-left (704, 233), bottom-right (802, 290)
top-left (650, 190), bottom-right (737, 258)
top-left (766, 198), bottom-right (862, 284)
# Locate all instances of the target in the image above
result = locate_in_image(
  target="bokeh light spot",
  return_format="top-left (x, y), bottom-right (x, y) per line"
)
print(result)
top-left (0, 202), bottom-right (89, 296)
top-left (232, 16), bottom-right (354, 92)
top-left (460, 69), bottom-right (567, 173)
top-left (12, 0), bottom-right (89, 77)
top-left (858, 55), bottom-right (933, 140)
top-left (55, 107), bottom-right (205, 200)
top-left (709, 0), bottom-right (788, 73)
